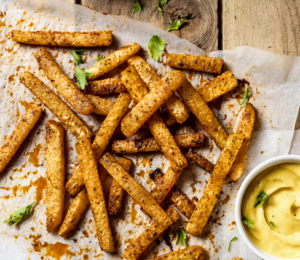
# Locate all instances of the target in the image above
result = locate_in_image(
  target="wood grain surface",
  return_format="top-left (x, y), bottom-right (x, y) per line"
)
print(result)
top-left (222, 0), bottom-right (300, 55)
top-left (66, 0), bottom-right (300, 55)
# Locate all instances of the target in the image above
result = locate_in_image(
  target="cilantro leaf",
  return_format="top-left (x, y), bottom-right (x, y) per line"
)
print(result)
top-left (148, 35), bottom-right (166, 61)
top-left (228, 237), bottom-right (238, 251)
top-left (96, 55), bottom-right (105, 61)
top-left (269, 221), bottom-right (275, 227)
top-left (175, 228), bottom-right (187, 246)
top-left (132, 0), bottom-right (142, 14)
top-left (158, 0), bottom-right (168, 16)
top-left (70, 50), bottom-right (85, 66)
top-left (167, 18), bottom-right (186, 32)
top-left (240, 85), bottom-right (250, 107)
top-left (4, 201), bottom-right (36, 226)
top-left (254, 191), bottom-right (268, 207)
top-left (75, 67), bottom-right (93, 90)
top-left (242, 217), bottom-right (255, 229)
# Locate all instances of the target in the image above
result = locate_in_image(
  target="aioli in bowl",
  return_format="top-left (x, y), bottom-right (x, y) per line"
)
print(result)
top-left (242, 163), bottom-right (300, 259)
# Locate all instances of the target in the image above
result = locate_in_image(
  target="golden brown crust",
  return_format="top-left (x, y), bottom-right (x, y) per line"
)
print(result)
top-left (146, 245), bottom-right (205, 260)
top-left (92, 93), bottom-right (131, 160)
top-left (0, 102), bottom-right (42, 174)
top-left (150, 169), bottom-right (195, 219)
top-left (177, 79), bottom-right (228, 150)
top-left (85, 94), bottom-right (115, 116)
top-left (188, 149), bottom-right (215, 173)
top-left (121, 71), bottom-right (186, 137)
top-left (86, 43), bottom-right (140, 80)
top-left (197, 71), bottom-right (238, 103)
top-left (11, 30), bottom-right (112, 47)
top-left (65, 167), bottom-right (83, 196)
top-left (99, 153), bottom-right (172, 226)
top-left (186, 134), bottom-right (245, 236)
top-left (58, 189), bottom-right (89, 237)
top-left (166, 53), bottom-right (224, 74)
top-left (34, 48), bottom-right (94, 115)
top-left (112, 133), bottom-right (206, 154)
top-left (77, 138), bottom-right (114, 252)
top-left (20, 72), bottom-right (93, 140)
top-left (108, 157), bottom-right (133, 216)
top-left (227, 103), bottom-right (255, 181)
top-left (46, 121), bottom-right (65, 232)
top-left (127, 55), bottom-right (189, 124)
top-left (85, 78), bottom-right (127, 95)
top-left (123, 207), bottom-right (180, 260)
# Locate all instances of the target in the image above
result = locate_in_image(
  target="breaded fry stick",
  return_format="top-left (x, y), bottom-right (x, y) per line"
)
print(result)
top-left (77, 138), bottom-right (114, 252)
top-left (0, 103), bottom-right (42, 174)
top-left (127, 56), bottom-right (189, 124)
top-left (188, 149), bottom-right (215, 173)
top-left (20, 72), bottom-right (93, 140)
top-left (121, 71), bottom-right (186, 137)
top-left (65, 93), bottom-right (131, 195)
top-left (85, 94), bottom-right (115, 116)
top-left (146, 245), bottom-right (205, 260)
top-left (186, 134), bottom-right (244, 236)
top-left (123, 207), bottom-right (180, 260)
top-left (177, 79), bottom-right (228, 150)
top-left (34, 48), bottom-right (94, 115)
top-left (112, 133), bottom-right (206, 154)
top-left (86, 43), bottom-right (140, 80)
top-left (121, 65), bottom-right (187, 172)
top-left (150, 168), bottom-right (195, 219)
top-left (166, 53), bottom-right (224, 74)
top-left (108, 157), bottom-right (133, 216)
top-left (10, 30), bottom-right (112, 47)
top-left (46, 121), bottom-right (65, 232)
top-left (99, 153), bottom-right (172, 226)
top-left (84, 78), bottom-right (127, 95)
top-left (58, 189), bottom-right (89, 237)
top-left (227, 103), bottom-right (255, 181)
top-left (197, 71), bottom-right (238, 103)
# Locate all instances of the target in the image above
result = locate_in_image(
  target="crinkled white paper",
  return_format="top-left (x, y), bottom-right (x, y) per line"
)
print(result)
top-left (1, 0), bottom-right (300, 259)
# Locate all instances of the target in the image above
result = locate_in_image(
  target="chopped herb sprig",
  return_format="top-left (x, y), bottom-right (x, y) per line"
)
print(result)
top-left (4, 201), bottom-right (36, 226)
top-left (254, 191), bottom-right (268, 207)
top-left (148, 35), bottom-right (166, 61)
top-left (75, 67), bottom-right (93, 90)
top-left (70, 50), bottom-right (85, 66)
top-left (167, 18), bottom-right (186, 32)
top-left (242, 217), bottom-right (255, 229)
top-left (175, 228), bottom-right (187, 246)
top-left (228, 237), bottom-right (238, 251)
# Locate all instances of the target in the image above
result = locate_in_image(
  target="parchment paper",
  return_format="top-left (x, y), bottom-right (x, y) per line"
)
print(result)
top-left (1, 0), bottom-right (300, 259)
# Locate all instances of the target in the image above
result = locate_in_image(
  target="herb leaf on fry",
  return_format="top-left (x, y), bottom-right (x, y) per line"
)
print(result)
top-left (148, 35), bottom-right (166, 61)
top-left (228, 237), bottom-right (238, 251)
top-left (167, 18), bottom-right (186, 32)
top-left (242, 217), bottom-right (255, 229)
top-left (240, 85), bottom-right (250, 107)
top-left (132, 0), bottom-right (142, 14)
top-left (70, 49), bottom-right (85, 66)
top-left (75, 67), bottom-right (93, 90)
top-left (96, 55), bottom-right (105, 61)
top-left (269, 221), bottom-right (275, 227)
top-left (4, 201), bottom-right (36, 226)
top-left (175, 228), bottom-right (187, 246)
top-left (254, 191), bottom-right (268, 207)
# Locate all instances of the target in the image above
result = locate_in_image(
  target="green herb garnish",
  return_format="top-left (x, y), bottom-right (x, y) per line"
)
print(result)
top-left (254, 191), bottom-right (268, 207)
top-left (148, 35), bottom-right (166, 61)
top-left (228, 237), bottom-right (238, 251)
top-left (70, 50), bottom-right (85, 66)
top-left (132, 0), bottom-right (142, 14)
top-left (75, 67), bottom-right (93, 90)
top-left (4, 201), bottom-right (36, 226)
top-left (269, 221), bottom-right (275, 227)
top-left (240, 85), bottom-right (250, 107)
top-left (242, 217), bottom-right (255, 229)
top-left (96, 55), bottom-right (105, 61)
top-left (167, 18), bottom-right (186, 32)
top-left (158, 0), bottom-right (168, 16)
top-left (175, 228), bottom-right (187, 246)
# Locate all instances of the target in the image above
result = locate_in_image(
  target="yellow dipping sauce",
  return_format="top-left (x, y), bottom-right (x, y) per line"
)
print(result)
top-left (242, 163), bottom-right (300, 259)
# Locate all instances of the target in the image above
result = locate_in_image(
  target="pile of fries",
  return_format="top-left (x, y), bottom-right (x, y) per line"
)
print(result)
top-left (0, 29), bottom-right (256, 259)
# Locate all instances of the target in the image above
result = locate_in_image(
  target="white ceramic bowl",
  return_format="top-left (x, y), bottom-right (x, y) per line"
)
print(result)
top-left (235, 155), bottom-right (300, 260)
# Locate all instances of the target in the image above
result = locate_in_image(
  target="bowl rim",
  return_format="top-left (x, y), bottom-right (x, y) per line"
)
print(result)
top-left (235, 154), bottom-right (300, 260)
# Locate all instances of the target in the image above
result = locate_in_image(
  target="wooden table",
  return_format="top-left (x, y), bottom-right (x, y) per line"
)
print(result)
top-left (67, 0), bottom-right (300, 55)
